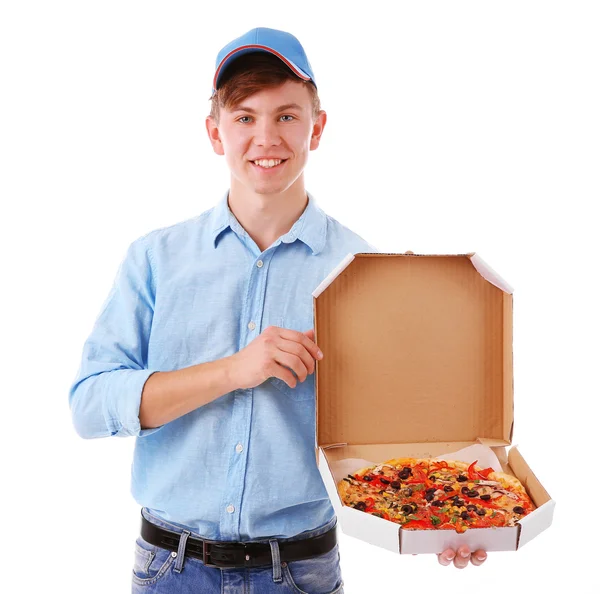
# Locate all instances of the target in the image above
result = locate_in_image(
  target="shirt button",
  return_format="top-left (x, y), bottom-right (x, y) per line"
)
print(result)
top-left (248, 321), bottom-right (256, 331)
top-left (256, 260), bottom-right (264, 268)
top-left (236, 443), bottom-right (243, 453)
top-left (226, 504), bottom-right (235, 513)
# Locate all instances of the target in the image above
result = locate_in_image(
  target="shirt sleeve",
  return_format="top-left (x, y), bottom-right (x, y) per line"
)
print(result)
top-left (68, 236), bottom-right (162, 439)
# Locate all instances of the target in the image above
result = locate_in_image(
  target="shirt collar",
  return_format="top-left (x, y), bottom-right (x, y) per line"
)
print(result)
top-left (210, 189), bottom-right (327, 256)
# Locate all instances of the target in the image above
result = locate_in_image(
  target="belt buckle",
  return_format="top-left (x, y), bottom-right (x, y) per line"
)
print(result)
top-left (202, 540), bottom-right (247, 568)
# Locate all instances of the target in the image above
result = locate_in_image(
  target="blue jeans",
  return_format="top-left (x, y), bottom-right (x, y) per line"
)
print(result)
top-left (132, 507), bottom-right (345, 593)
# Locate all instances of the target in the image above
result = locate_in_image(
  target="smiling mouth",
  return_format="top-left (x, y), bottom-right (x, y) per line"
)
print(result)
top-left (250, 159), bottom-right (288, 171)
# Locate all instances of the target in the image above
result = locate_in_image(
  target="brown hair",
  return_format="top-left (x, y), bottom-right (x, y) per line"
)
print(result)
top-left (209, 52), bottom-right (321, 125)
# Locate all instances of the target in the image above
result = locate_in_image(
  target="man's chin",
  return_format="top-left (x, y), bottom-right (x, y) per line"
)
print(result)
top-left (247, 182), bottom-right (290, 197)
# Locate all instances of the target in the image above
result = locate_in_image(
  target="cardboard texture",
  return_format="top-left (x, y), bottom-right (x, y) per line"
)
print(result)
top-left (313, 253), bottom-right (555, 554)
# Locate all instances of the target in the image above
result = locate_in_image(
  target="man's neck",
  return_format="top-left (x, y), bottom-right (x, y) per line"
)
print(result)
top-left (227, 180), bottom-right (309, 253)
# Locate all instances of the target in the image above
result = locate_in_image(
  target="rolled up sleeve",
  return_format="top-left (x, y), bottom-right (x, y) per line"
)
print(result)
top-left (68, 236), bottom-right (162, 439)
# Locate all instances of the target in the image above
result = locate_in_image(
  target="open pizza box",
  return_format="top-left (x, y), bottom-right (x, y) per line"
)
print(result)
top-left (312, 252), bottom-right (555, 554)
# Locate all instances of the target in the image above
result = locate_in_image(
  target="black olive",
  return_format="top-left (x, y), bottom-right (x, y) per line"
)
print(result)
top-left (380, 478), bottom-right (390, 485)
top-left (480, 494), bottom-right (491, 501)
top-left (432, 500), bottom-right (444, 507)
top-left (347, 474), bottom-right (356, 480)
top-left (372, 512), bottom-right (383, 518)
top-left (460, 511), bottom-right (469, 520)
top-left (513, 506), bottom-right (524, 514)
top-left (411, 503), bottom-right (419, 513)
top-left (461, 486), bottom-right (470, 494)
top-left (467, 490), bottom-right (479, 498)
top-left (399, 468), bottom-right (412, 479)
top-left (390, 481), bottom-right (401, 489)
top-left (401, 505), bottom-right (413, 514)
top-left (425, 487), bottom-right (436, 494)
top-left (455, 499), bottom-right (465, 507)
top-left (425, 493), bottom-right (434, 502)
top-left (457, 475), bottom-right (468, 482)
top-left (443, 485), bottom-right (453, 492)
top-left (466, 504), bottom-right (477, 511)
top-left (429, 475), bottom-right (437, 481)
top-left (363, 475), bottom-right (373, 482)
top-left (403, 488), bottom-right (413, 497)
top-left (476, 508), bottom-right (486, 516)
top-left (354, 501), bottom-right (367, 510)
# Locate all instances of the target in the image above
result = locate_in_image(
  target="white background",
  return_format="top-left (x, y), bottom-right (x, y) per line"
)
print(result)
top-left (1, 1), bottom-right (598, 592)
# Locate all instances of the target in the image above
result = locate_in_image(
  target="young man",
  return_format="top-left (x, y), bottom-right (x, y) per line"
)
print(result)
top-left (69, 27), bottom-right (487, 593)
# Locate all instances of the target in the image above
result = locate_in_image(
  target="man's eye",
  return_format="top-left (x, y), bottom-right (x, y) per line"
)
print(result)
top-left (237, 115), bottom-right (294, 123)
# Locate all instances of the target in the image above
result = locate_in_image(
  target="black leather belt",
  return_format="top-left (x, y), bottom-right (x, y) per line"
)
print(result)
top-left (140, 514), bottom-right (338, 569)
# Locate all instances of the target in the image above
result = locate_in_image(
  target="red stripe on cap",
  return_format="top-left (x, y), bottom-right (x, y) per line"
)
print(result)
top-left (213, 44), bottom-right (310, 91)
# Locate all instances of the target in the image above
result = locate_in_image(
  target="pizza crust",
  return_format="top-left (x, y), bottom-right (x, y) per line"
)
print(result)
top-left (384, 457), bottom-right (431, 468)
top-left (337, 478), bottom-right (352, 500)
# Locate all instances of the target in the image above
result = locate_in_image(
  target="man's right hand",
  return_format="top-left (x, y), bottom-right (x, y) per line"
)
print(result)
top-left (227, 326), bottom-right (323, 390)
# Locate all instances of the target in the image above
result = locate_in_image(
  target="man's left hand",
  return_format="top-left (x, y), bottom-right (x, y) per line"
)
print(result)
top-left (437, 545), bottom-right (487, 568)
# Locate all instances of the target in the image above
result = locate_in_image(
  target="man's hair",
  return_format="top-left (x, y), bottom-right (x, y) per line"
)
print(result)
top-left (209, 52), bottom-right (321, 125)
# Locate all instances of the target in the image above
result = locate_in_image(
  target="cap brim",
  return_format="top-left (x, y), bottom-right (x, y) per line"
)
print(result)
top-left (212, 44), bottom-right (311, 94)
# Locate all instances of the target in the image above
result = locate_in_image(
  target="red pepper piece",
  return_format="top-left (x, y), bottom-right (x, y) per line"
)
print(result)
top-left (403, 519), bottom-right (431, 530)
top-left (468, 460), bottom-right (479, 480)
top-left (468, 460), bottom-right (495, 480)
top-left (430, 461), bottom-right (449, 471)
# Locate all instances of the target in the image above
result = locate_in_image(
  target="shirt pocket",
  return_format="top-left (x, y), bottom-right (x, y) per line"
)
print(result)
top-left (268, 316), bottom-right (315, 401)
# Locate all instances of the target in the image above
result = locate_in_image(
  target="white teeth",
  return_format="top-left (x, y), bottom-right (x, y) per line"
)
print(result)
top-left (254, 159), bottom-right (283, 168)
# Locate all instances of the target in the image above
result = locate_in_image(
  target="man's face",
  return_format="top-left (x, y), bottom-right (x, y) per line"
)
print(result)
top-left (207, 79), bottom-right (326, 198)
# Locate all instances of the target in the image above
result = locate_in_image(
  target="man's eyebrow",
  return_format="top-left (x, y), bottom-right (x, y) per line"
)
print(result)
top-left (231, 103), bottom-right (304, 114)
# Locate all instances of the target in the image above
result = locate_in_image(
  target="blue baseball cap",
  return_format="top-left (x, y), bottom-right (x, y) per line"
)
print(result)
top-left (212, 27), bottom-right (317, 96)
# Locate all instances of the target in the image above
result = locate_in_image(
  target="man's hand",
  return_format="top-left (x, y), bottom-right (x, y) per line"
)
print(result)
top-left (227, 326), bottom-right (323, 390)
top-left (436, 546), bottom-right (487, 568)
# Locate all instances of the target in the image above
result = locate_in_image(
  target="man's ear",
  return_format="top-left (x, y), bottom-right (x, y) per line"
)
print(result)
top-left (310, 110), bottom-right (327, 151)
top-left (206, 115), bottom-right (224, 156)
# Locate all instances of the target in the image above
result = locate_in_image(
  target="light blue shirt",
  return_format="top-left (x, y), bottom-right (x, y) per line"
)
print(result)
top-left (68, 189), bottom-right (378, 541)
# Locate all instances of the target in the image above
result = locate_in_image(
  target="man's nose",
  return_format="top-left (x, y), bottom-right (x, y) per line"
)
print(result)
top-left (253, 119), bottom-right (282, 146)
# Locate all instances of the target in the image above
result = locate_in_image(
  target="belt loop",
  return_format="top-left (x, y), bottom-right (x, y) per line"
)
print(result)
top-left (268, 539), bottom-right (283, 583)
top-left (173, 530), bottom-right (191, 573)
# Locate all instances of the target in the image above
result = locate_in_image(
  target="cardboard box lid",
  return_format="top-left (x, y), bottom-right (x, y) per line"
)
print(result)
top-left (312, 253), bottom-right (514, 448)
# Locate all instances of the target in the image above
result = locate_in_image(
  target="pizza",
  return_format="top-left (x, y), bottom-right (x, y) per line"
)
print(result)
top-left (337, 457), bottom-right (535, 533)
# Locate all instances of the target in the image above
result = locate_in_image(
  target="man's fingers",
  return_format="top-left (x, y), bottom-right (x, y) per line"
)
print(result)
top-left (453, 546), bottom-right (471, 569)
top-left (303, 328), bottom-right (315, 341)
top-left (470, 549), bottom-right (487, 566)
top-left (281, 328), bottom-right (323, 361)
top-left (437, 549), bottom-right (455, 566)
top-left (438, 547), bottom-right (486, 568)
top-left (274, 351), bottom-right (308, 383)
top-left (278, 338), bottom-right (315, 376)
top-left (269, 362), bottom-right (298, 389)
